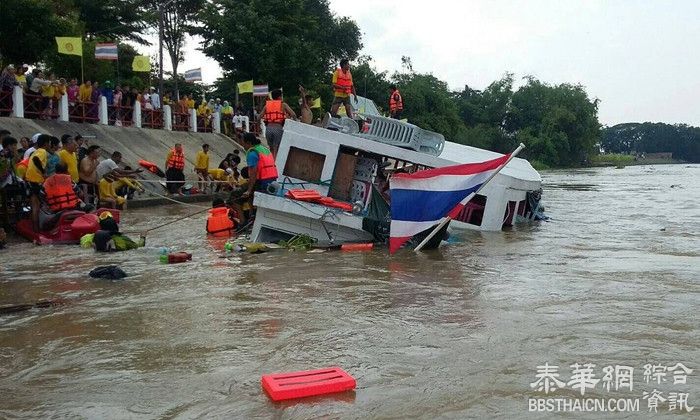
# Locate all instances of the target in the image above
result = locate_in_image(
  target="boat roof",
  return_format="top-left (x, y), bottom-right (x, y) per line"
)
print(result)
top-left (282, 121), bottom-right (541, 186)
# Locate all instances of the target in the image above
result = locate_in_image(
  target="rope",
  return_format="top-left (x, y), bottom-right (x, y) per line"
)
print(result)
top-left (141, 189), bottom-right (211, 209)
top-left (121, 206), bottom-right (210, 235)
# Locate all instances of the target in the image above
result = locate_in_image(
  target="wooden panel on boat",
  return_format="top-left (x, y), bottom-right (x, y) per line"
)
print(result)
top-left (329, 153), bottom-right (357, 201)
top-left (283, 147), bottom-right (325, 182)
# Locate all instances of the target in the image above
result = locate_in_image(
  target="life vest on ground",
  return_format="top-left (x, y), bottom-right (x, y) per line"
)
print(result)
top-left (139, 159), bottom-right (158, 174)
top-left (263, 100), bottom-right (285, 125)
top-left (206, 207), bottom-right (235, 237)
top-left (334, 68), bottom-right (353, 95)
top-left (44, 173), bottom-right (79, 212)
top-left (167, 149), bottom-right (185, 170)
top-left (390, 89), bottom-right (403, 113)
top-left (249, 144), bottom-right (278, 181)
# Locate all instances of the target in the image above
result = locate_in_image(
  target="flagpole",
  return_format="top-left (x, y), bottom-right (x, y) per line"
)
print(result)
top-left (80, 50), bottom-right (84, 84)
top-left (413, 143), bottom-right (526, 252)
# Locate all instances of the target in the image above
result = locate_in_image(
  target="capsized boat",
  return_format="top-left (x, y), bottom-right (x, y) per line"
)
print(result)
top-left (15, 208), bottom-right (121, 245)
top-left (251, 97), bottom-right (543, 248)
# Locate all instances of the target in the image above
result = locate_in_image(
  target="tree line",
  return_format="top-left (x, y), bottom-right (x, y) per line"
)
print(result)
top-left (3, 0), bottom-right (695, 166)
top-left (601, 123), bottom-right (699, 163)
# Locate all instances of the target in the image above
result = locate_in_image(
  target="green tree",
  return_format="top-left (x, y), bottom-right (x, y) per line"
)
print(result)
top-left (195, 0), bottom-right (362, 97)
top-left (143, 0), bottom-right (204, 99)
top-left (392, 72), bottom-right (464, 141)
top-left (0, 0), bottom-right (77, 65)
top-left (74, 0), bottom-right (148, 44)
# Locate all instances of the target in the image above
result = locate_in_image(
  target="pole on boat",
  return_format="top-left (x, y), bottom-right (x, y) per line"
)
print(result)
top-left (413, 143), bottom-right (526, 252)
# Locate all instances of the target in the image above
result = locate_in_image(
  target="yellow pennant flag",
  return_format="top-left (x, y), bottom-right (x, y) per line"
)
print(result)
top-left (237, 80), bottom-right (254, 94)
top-left (310, 97), bottom-right (321, 109)
top-left (132, 55), bottom-right (151, 72)
top-left (55, 37), bottom-right (83, 56)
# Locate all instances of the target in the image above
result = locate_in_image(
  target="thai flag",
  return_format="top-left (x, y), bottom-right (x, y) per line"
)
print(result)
top-left (253, 84), bottom-right (269, 96)
top-left (95, 43), bottom-right (118, 60)
top-left (184, 68), bottom-right (202, 82)
top-left (389, 153), bottom-right (511, 253)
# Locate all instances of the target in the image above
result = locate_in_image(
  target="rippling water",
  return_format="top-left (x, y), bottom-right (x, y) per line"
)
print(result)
top-left (1, 164), bottom-right (698, 419)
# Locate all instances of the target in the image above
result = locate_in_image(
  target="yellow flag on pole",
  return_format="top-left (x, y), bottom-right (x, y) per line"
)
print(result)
top-left (310, 98), bottom-right (321, 109)
top-left (132, 55), bottom-right (151, 72)
top-left (237, 80), bottom-right (254, 94)
top-left (55, 37), bottom-right (83, 56)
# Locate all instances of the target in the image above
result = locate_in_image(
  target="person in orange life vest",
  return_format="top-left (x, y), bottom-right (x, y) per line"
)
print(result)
top-left (43, 163), bottom-right (92, 213)
top-left (206, 197), bottom-right (240, 236)
top-left (331, 58), bottom-right (357, 118)
top-left (259, 89), bottom-right (296, 157)
top-left (389, 85), bottom-right (404, 119)
top-left (165, 143), bottom-right (185, 195)
top-left (239, 132), bottom-right (278, 201)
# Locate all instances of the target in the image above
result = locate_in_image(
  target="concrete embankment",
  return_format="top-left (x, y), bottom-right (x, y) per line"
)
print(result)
top-left (0, 117), bottom-right (243, 199)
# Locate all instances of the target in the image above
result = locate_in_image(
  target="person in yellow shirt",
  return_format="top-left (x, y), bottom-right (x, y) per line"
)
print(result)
top-left (57, 135), bottom-right (79, 182)
top-left (78, 80), bottom-right (93, 103)
top-left (194, 143), bottom-right (210, 192)
top-left (98, 176), bottom-right (127, 209)
top-left (24, 135), bottom-right (51, 231)
top-left (186, 96), bottom-right (195, 109)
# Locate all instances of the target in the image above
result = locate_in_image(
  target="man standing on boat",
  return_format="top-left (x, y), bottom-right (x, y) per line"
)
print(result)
top-left (331, 59), bottom-right (356, 118)
top-left (240, 132), bottom-right (278, 200)
top-left (259, 89), bottom-right (296, 157)
top-left (389, 85), bottom-right (404, 119)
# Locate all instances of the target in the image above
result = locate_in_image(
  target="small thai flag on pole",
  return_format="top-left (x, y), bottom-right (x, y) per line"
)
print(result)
top-left (389, 144), bottom-right (525, 253)
top-left (184, 68), bottom-right (202, 82)
top-left (253, 84), bottom-right (269, 96)
top-left (95, 43), bottom-right (118, 60)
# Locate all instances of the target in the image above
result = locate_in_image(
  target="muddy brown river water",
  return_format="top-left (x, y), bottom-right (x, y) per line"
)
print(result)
top-left (0, 164), bottom-right (698, 419)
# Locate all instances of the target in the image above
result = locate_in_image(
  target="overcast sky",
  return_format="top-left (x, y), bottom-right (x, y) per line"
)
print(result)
top-left (155, 0), bottom-right (700, 126)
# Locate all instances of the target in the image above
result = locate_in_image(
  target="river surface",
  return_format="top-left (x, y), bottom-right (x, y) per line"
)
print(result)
top-left (0, 164), bottom-right (698, 419)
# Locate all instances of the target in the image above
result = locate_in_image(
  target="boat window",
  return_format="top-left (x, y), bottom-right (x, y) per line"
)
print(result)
top-left (452, 194), bottom-right (487, 226)
top-left (502, 201), bottom-right (517, 228)
top-left (283, 147), bottom-right (325, 183)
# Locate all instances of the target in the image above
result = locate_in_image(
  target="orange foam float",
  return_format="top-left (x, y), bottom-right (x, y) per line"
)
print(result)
top-left (261, 366), bottom-right (356, 401)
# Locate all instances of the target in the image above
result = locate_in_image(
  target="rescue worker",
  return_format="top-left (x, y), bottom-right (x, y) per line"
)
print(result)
top-left (331, 59), bottom-right (357, 118)
top-left (240, 132), bottom-right (278, 200)
top-left (389, 85), bottom-right (404, 119)
top-left (165, 143), bottom-right (185, 195)
top-left (259, 89), bottom-right (296, 157)
top-left (298, 85), bottom-right (314, 124)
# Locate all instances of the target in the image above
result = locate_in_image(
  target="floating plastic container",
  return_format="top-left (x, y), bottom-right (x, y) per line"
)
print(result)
top-left (261, 366), bottom-right (356, 401)
top-left (161, 252), bottom-right (192, 264)
top-left (341, 243), bottom-right (374, 252)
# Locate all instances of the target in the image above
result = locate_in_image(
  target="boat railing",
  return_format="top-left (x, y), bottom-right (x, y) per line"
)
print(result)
top-left (355, 114), bottom-right (445, 156)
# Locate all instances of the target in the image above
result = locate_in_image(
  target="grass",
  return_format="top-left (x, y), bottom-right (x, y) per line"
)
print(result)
top-left (590, 154), bottom-right (635, 166)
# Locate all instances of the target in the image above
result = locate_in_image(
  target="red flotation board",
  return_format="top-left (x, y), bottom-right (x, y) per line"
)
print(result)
top-left (261, 366), bottom-right (356, 401)
top-left (285, 189), bottom-right (354, 211)
top-left (15, 208), bottom-right (120, 245)
top-left (138, 159), bottom-right (166, 177)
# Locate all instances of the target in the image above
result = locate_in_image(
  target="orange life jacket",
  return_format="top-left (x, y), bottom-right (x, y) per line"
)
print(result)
top-left (389, 89), bottom-right (403, 112)
top-left (167, 149), bottom-right (185, 170)
top-left (139, 159), bottom-right (158, 174)
top-left (249, 144), bottom-right (278, 181)
top-left (44, 173), bottom-right (79, 212)
top-left (206, 207), bottom-right (235, 236)
top-left (334, 68), bottom-right (353, 95)
top-left (263, 100), bottom-right (285, 125)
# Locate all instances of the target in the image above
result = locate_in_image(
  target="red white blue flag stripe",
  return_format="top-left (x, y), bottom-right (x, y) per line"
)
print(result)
top-left (253, 84), bottom-right (269, 96)
top-left (184, 68), bottom-right (202, 82)
top-left (95, 43), bottom-right (118, 60)
top-left (389, 154), bottom-right (511, 253)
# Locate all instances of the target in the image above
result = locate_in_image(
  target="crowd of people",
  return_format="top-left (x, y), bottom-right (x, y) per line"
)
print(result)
top-left (0, 58), bottom-right (405, 241)
top-left (0, 129), bottom-right (147, 232)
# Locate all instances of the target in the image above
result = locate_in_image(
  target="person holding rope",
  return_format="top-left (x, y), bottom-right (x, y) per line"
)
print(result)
top-left (165, 143), bottom-right (185, 195)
